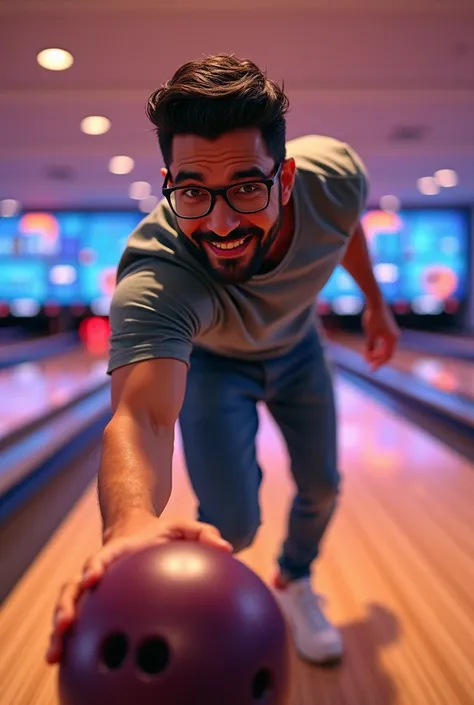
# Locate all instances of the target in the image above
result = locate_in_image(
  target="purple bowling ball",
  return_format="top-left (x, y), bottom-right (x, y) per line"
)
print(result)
top-left (58, 541), bottom-right (290, 705)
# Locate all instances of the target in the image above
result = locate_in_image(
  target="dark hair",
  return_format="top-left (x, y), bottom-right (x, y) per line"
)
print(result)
top-left (146, 53), bottom-right (289, 168)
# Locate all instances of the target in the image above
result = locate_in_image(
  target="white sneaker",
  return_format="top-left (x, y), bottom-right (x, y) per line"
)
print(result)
top-left (274, 577), bottom-right (343, 664)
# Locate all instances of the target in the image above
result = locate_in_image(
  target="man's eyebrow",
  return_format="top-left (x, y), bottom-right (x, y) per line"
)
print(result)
top-left (173, 170), bottom-right (205, 185)
top-left (230, 167), bottom-right (268, 181)
top-left (173, 166), bottom-right (269, 186)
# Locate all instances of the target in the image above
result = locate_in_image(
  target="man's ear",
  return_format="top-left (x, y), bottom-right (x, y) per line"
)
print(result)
top-left (160, 167), bottom-right (167, 179)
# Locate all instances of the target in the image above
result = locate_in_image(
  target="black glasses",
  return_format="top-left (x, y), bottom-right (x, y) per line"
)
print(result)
top-left (162, 162), bottom-right (282, 219)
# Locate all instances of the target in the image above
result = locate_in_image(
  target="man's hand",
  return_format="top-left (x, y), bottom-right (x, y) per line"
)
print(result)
top-left (362, 300), bottom-right (400, 371)
top-left (45, 515), bottom-right (232, 665)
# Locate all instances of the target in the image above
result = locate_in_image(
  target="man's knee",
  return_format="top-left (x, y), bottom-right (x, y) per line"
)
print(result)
top-left (212, 509), bottom-right (261, 554)
top-left (300, 469), bottom-right (341, 509)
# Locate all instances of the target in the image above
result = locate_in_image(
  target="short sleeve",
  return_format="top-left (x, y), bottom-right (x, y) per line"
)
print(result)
top-left (332, 140), bottom-right (370, 221)
top-left (107, 257), bottom-right (216, 375)
top-left (289, 135), bottom-right (370, 236)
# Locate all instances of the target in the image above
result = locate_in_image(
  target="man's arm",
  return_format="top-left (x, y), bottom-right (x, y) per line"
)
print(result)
top-left (340, 221), bottom-right (383, 306)
top-left (340, 220), bottom-right (400, 368)
top-left (45, 355), bottom-right (231, 667)
top-left (98, 357), bottom-right (188, 539)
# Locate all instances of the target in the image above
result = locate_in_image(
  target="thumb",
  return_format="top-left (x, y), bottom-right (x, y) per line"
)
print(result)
top-left (199, 525), bottom-right (233, 551)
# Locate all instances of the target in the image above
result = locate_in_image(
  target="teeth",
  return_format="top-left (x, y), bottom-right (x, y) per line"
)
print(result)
top-left (212, 238), bottom-right (246, 250)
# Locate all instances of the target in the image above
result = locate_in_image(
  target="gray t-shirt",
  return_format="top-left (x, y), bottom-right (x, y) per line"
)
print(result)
top-left (107, 134), bottom-right (369, 374)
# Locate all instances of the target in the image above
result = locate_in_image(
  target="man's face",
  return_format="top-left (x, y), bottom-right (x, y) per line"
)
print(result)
top-left (162, 129), bottom-right (295, 284)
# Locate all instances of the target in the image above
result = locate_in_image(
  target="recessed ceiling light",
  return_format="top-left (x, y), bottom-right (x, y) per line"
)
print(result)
top-left (37, 48), bottom-right (74, 71)
top-left (434, 169), bottom-right (458, 188)
top-left (109, 156), bottom-right (135, 175)
top-left (0, 199), bottom-right (21, 217)
top-left (80, 116), bottom-right (111, 135)
top-left (129, 181), bottom-right (151, 200)
top-left (379, 195), bottom-right (401, 212)
top-left (417, 177), bottom-right (440, 196)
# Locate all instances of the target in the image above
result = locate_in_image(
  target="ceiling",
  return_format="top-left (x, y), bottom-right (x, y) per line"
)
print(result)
top-left (1, 0), bottom-right (473, 211)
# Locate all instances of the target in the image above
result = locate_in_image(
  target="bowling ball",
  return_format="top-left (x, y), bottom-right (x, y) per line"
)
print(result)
top-left (58, 541), bottom-right (290, 705)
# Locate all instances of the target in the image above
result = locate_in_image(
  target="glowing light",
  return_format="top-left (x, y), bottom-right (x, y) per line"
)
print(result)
top-left (109, 156), bottom-right (135, 175)
top-left (99, 267), bottom-right (117, 297)
top-left (12, 363), bottom-right (41, 383)
top-left (417, 177), bottom-right (439, 196)
top-left (129, 181), bottom-right (151, 200)
top-left (379, 195), bottom-right (400, 212)
top-left (0, 199), bottom-right (21, 217)
top-left (79, 316), bottom-right (110, 355)
top-left (91, 298), bottom-right (112, 316)
top-left (412, 295), bottom-right (444, 315)
top-left (412, 359), bottom-right (457, 393)
top-left (374, 263), bottom-right (399, 284)
top-left (49, 265), bottom-right (78, 285)
top-left (19, 212), bottom-right (59, 245)
top-left (139, 195), bottom-right (158, 213)
top-left (81, 116), bottom-right (111, 135)
top-left (78, 248), bottom-right (97, 265)
top-left (361, 210), bottom-right (402, 244)
top-left (37, 48), bottom-right (73, 71)
top-left (331, 296), bottom-right (364, 315)
top-left (10, 299), bottom-right (41, 317)
top-left (434, 169), bottom-right (458, 188)
top-left (162, 555), bottom-right (207, 578)
top-left (421, 265), bottom-right (458, 299)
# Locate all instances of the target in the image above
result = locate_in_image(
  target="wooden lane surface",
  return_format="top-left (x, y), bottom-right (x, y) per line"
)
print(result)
top-left (0, 376), bottom-right (473, 704)
top-left (0, 349), bottom-right (108, 440)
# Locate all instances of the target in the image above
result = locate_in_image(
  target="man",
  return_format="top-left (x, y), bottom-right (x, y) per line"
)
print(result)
top-left (46, 53), bottom-right (399, 666)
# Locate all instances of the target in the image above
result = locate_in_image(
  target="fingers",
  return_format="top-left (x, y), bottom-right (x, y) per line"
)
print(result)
top-left (364, 333), bottom-right (378, 354)
top-left (56, 576), bottom-right (83, 628)
top-left (46, 547), bottom-right (119, 665)
top-left (45, 519), bottom-right (232, 666)
top-left (46, 575), bottom-right (83, 664)
top-left (198, 523), bottom-right (233, 551)
top-left (81, 554), bottom-right (106, 588)
top-left (366, 335), bottom-right (397, 370)
top-left (168, 521), bottom-right (232, 551)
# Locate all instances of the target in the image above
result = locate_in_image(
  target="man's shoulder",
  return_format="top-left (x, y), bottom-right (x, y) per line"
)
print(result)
top-left (287, 135), bottom-right (369, 233)
top-left (287, 133), bottom-right (347, 153)
top-left (286, 134), bottom-right (367, 181)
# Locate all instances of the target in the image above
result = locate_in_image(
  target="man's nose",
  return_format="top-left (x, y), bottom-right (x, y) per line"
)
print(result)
top-left (204, 197), bottom-right (240, 238)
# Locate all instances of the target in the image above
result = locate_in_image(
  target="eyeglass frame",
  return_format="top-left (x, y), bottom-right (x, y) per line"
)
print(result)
top-left (161, 161), bottom-right (283, 219)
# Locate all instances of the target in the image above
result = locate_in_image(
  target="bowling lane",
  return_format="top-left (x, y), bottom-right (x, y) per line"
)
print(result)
top-left (399, 330), bottom-right (474, 361)
top-left (0, 331), bottom-right (38, 347)
top-left (329, 332), bottom-right (474, 401)
top-left (1, 375), bottom-right (473, 704)
top-left (0, 348), bottom-right (108, 441)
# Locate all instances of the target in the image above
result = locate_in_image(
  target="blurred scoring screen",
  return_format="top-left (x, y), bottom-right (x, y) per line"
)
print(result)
top-left (318, 208), bottom-right (470, 315)
top-left (0, 207), bottom-right (470, 316)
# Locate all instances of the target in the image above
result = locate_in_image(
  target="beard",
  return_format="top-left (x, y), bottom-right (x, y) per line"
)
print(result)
top-left (177, 204), bottom-right (284, 286)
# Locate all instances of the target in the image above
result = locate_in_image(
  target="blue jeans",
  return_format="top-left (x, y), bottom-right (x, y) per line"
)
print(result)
top-left (178, 326), bottom-right (340, 581)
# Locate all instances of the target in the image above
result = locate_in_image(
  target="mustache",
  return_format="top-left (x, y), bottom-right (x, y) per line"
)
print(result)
top-left (192, 227), bottom-right (263, 245)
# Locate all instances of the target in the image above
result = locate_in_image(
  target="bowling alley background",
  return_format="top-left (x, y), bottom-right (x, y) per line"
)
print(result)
top-left (0, 205), bottom-right (470, 343)
top-left (1, 3), bottom-right (474, 705)
top-left (1, 2), bottom-right (473, 345)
